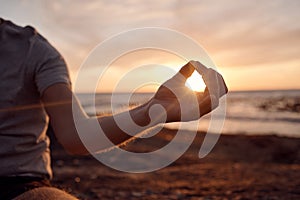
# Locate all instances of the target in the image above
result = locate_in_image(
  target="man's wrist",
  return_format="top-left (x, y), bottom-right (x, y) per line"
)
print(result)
top-left (130, 99), bottom-right (167, 127)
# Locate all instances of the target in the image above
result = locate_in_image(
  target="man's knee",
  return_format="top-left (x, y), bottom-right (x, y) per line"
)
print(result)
top-left (13, 187), bottom-right (78, 200)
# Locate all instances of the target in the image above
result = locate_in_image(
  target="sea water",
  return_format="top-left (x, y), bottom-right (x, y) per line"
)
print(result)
top-left (76, 90), bottom-right (300, 138)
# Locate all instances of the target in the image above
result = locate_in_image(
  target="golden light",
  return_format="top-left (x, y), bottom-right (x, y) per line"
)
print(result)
top-left (186, 71), bottom-right (206, 92)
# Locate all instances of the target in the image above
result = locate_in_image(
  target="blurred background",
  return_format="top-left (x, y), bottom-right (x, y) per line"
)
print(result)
top-left (1, 1), bottom-right (300, 199)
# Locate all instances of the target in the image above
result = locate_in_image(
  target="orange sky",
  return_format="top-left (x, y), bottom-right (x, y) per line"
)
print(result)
top-left (1, 0), bottom-right (300, 92)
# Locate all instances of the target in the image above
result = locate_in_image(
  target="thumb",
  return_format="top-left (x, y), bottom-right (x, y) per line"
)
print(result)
top-left (178, 61), bottom-right (195, 79)
top-left (164, 61), bottom-right (195, 86)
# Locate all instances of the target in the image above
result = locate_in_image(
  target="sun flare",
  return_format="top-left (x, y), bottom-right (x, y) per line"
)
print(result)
top-left (185, 71), bottom-right (206, 92)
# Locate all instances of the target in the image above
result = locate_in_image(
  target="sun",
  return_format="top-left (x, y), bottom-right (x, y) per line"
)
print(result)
top-left (185, 71), bottom-right (206, 92)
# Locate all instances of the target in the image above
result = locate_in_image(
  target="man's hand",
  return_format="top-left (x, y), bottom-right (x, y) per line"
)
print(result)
top-left (148, 61), bottom-right (228, 123)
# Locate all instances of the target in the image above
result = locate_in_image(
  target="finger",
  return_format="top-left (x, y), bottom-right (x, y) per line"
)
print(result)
top-left (204, 68), bottom-right (229, 97)
top-left (217, 73), bottom-right (229, 95)
top-left (189, 60), bottom-right (208, 76)
top-left (195, 91), bottom-right (204, 98)
top-left (199, 94), bottom-right (219, 117)
top-left (203, 69), bottom-right (220, 98)
top-left (178, 61), bottom-right (195, 79)
top-left (203, 87), bottom-right (209, 95)
top-left (209, 72), bottom-right (228, 97)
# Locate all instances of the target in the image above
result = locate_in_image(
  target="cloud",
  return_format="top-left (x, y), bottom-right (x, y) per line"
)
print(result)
top-left (5, 0), bottom-right (295, 70)
top-left (172, 0), bottom-right (300, 67)
top-left (1, 0), bottom-right (299, 90)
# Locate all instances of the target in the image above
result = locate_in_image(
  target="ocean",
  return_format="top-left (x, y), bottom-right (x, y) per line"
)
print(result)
top-left (76, 90), bottom-right (300, 138)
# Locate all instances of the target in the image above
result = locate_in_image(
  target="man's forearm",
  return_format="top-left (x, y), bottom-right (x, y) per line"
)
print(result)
top-left (73, 99), bottom-right (166, 154)
top-left (97, 102), bottom-right (152, 146)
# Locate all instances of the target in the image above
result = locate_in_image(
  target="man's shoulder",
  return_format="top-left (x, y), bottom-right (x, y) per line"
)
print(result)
top-left (0, 19), bottom-right (59, 65)
top-left (0, 18), bottom-right (40, 40)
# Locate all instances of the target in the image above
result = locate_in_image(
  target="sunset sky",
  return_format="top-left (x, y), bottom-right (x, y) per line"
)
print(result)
top-left (1, 0), bottom-right (300, 92)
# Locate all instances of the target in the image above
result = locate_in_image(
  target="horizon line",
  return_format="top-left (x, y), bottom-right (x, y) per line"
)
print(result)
top-left (75, 88), bottom-right (300, 94)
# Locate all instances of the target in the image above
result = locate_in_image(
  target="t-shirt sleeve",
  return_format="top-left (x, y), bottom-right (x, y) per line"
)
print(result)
top-left (31, 36), bottom-right (71, 96)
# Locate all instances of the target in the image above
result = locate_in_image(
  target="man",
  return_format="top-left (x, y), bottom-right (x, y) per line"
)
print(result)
top-left (0, 18), bottom-right (227, 199)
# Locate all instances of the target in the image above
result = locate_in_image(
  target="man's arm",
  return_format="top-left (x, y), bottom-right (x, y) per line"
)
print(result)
top-left (42, 83), bottom-right (154, 155)
top-left (42, 61), bottom-right (227, 155)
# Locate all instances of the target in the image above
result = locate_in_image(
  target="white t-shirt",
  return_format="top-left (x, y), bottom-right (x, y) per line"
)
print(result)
top-left (0, 18), bottom-right (71, 179)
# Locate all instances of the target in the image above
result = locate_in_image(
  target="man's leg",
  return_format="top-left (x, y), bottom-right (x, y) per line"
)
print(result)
top-left (13, 187), bottom-right (78, 200)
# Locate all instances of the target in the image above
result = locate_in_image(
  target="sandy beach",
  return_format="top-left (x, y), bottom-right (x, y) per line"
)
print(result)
top-left (50, 128), bottom-right (300, 200)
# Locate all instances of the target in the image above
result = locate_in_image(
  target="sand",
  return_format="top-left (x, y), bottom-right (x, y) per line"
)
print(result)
top-left (50, 128), bottom-right (300, 200)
